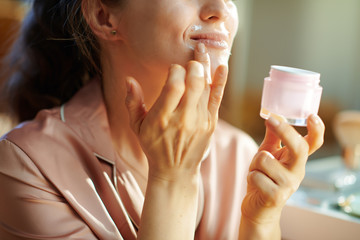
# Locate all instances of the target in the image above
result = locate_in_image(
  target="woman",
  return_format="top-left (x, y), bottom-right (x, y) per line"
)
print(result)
top-left (0, 0), bottom-right (325, 239)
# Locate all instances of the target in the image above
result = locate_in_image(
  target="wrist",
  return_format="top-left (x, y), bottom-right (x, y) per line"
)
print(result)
top-left (239, 202), bottom-right (282, 240)
top-left (148, 166), bottom-right (201, 186)
top-left (239, 215), bottom-right (281, 240)
top-left (138, 169), bottom-right (201, 240)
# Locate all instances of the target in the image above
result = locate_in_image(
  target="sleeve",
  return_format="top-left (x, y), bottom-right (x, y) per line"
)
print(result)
top-left (0, 139), bottom-right (98, 240)
top-left (195, 120), bottom-right (259, 240)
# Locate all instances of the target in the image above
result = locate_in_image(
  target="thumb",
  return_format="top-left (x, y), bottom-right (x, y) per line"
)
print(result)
top-left (125, 77), bottom-right (147, 135)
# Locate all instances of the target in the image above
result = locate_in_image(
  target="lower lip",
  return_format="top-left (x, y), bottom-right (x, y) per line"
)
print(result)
top-left (191, 39), bottom-right (229, 49)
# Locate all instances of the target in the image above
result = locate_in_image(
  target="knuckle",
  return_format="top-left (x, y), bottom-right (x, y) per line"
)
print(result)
top-left (170, 64), bottom-right (186, 76)
top-left (257, 155), bottom-right (267, 169)
top-left (276, 172), bottom-right (287, 185)
top-left (178, 117), bottom-right (193, 134)
top-left (187, 61), bottom-right (204, 78)
top-left (294, 138), bottom-right (309, 156)
top-left (188, 60), bottom-right (202, 69)
top-left (157, 116), bottom-right (169, 131)
top-left (289, 182), bottom-right (300, 194)
top-left (284, 176), bottom-right (299, 194)
top-left (166, 80), bottom-right (185, 95)
top-left (301, 140), bottom-right (310, 153)
top-left (256, 151), bottom-right (272, 167)
top-left (247, 170), bottom-right (258, 185)
top-left (264, 185), bottom-right (279, 207)
top-left (274, 190), bottom-right (288, 205)
top-left (188, 77), bottom-right (205, 91)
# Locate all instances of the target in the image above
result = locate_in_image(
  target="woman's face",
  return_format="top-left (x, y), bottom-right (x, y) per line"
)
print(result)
top-left (117, 0), bottom-right (238, 77)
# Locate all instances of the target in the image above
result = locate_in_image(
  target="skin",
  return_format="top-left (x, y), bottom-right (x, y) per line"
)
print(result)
top-left (82, 0), bottom-right (325, 239)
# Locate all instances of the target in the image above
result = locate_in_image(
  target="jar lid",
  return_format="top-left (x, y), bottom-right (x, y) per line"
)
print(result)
top-left (270, 65), bottom-right (321, 84)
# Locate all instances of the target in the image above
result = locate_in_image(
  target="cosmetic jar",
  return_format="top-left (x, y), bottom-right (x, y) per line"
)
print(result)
top-left (260, 65), bottom-right (323, 126)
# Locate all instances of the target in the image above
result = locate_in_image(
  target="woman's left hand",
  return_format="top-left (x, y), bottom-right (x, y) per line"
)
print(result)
top-left (240, 114), bottom-right (325, 239)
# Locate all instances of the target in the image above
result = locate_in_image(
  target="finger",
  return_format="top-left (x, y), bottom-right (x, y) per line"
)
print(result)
top-left (177, 61), bottom-right (205, 112)
top-left (208, 65), bottom-right (228, 119)
top-left (194, 43), bottom-right (212, 119)
top-left (125, 77), bottom-right (147, 135)
top-left (265, 116), bottom-right (309, 169)
top-left (304, 114), bottom-right (325, 155)
top-left (194, 43), bottom-right (211, 84)
top-left (259, 122), bottom-right (282, 153)
top-left (151, 64), bottom-right (186, 116)
top-left (247, 170), bottom-right (282, 208)
top-left (249, 151), bottom-right (297, 187)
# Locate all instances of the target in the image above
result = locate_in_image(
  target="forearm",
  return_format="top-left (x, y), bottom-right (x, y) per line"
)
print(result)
top-left (238, 216), bottom-right (281, 240)
top-left (137, 171), bottom-right (200, 240)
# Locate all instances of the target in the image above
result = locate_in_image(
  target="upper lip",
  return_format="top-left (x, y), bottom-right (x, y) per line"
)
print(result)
top-left (189, 32), bottom-right (229, 42)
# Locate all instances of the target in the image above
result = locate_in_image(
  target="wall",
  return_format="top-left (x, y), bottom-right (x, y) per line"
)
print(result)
top-left (225, 0), bottom-right (360, 158)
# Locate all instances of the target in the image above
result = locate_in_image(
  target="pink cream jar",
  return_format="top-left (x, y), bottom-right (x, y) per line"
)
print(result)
top-left (260, 65), bottom-right (323, 126)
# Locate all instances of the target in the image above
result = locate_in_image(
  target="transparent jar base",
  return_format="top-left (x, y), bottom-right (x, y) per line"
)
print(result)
top-left (260, 108), bottom-right (308, 127)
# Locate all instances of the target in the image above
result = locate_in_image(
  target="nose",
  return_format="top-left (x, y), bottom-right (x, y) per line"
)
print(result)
top-left (200, 0), bottom-right (230, 22)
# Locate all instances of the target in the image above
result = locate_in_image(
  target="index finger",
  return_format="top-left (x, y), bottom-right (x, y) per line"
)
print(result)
top-left (265, 117), bottom-right (309, 169)
top-left (194, 43), bottom-right (211, 84)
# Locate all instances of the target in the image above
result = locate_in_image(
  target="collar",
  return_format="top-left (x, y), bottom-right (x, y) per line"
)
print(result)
top-left (60, 79), bottom-right (118, 164)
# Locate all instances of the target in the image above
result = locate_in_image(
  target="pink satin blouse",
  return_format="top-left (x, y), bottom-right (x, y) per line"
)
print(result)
top-left (0, 79), bottom-right (258, 239)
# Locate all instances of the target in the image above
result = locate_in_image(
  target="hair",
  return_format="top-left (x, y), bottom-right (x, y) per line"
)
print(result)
top-left (1, 0), bottom-right (121, 122)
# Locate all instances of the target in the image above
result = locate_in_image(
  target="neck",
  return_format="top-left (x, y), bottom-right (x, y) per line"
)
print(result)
top-left (100, 45), bottom-right (168, 175)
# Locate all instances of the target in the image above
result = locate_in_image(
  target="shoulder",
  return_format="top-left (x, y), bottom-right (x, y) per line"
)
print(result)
top-left (2, 108), bottom-right (64, 149)
top-left (0, 138), bottom-right (58, 202)
top-left (0, 108), bottom-right (66, 177)
top-left (0, 107), bottom-right (87, 170)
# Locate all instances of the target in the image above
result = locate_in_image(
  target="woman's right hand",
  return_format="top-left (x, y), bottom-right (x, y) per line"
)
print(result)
top-left (124, 43), bottom-right (227, 182)
top-left (125, 43), bottom-right (228, 240)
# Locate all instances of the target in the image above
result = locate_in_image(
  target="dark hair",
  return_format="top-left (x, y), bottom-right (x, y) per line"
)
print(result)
top-left (1, 0), bottom-right (121, 122)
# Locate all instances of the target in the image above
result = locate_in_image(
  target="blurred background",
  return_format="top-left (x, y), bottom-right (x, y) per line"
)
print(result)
top-left (0, 0), bottom-right (27, 134)
top-left (223, 0), bottom-right (360, 160)
top-left (1, 0), bottom-right (360, 160)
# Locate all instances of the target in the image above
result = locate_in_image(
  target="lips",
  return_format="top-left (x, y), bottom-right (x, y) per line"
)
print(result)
top-left (190, 32), bottom-right (229, 49)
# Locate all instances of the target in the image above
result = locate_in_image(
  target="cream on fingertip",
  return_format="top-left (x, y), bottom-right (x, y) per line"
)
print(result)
top-left (197, 42), bottom-right (206, 54)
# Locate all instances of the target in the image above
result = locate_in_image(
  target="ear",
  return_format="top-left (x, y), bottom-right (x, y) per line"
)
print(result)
top-left (82, 0), bottom-right (122, 41)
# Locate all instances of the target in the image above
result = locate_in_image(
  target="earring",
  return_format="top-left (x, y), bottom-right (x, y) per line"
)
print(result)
top-left (111, 30), bottom-right (117, 35)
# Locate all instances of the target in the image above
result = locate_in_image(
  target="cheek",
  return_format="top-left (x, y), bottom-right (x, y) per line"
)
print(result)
top-left (228, 5), bottom-right (239, 45)
top-left (126, 5), bottom-right (193, 64)
top-left (143, 27), bottom-right (195, 67)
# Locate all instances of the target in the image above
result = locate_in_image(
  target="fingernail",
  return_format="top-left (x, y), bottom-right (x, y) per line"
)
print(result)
top-left (197, 42), bottom-right (206, 54)
top-left (126, 77), bottom-right (133, 94)
top-left (190, 61), bottom-right (204, 77)
top-left (267, 116), bottom-right (280, 127)
top-left (309, 114), bottom-right (320, 125)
